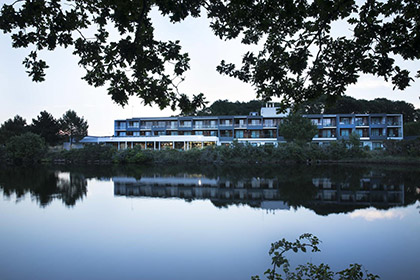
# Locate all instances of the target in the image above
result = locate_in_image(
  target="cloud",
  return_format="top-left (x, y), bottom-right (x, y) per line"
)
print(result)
top-left (349, 208), bottom-right (405, 222)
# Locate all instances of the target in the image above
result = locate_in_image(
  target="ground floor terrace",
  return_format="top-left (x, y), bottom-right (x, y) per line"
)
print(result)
top-left (80, 135), bottom-right (395, 151)
top-left (80, 135), bottom-right (220, 150)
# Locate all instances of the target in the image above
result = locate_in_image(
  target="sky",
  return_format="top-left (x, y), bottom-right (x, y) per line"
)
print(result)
top-left (0, 7), bottom-right (419, 136)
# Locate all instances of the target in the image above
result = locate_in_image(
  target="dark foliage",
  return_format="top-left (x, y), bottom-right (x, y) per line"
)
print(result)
top-left (197, 100), bottom-right (264, 116)
top-left (60, 110), bottom-right (89, 143)
top-left (278, 113), bottom-right (318, 143)
top-left (5, 132), bottom-right (47, 164)
top-left (0, 115), bottom-right (28, 144)
top-left (31, 110), bottom-right (62, 145)
top-left (301, 95), bottom-right (418, 123)
top-left (404, 122), bottom-right (420, 136)
top-left (1, 1), bottom-right (418, 112)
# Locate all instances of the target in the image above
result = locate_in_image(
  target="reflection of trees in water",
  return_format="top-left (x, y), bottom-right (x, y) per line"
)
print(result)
top-left (110, 164), bottom-right (420, 215)
top-left (1, 163), bottom-right (419, 212)
top-left (0, 167), bottom-right (87, 207)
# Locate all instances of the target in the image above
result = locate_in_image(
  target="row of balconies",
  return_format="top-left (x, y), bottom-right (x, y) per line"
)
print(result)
top-left (117, 115), bottom-right (402, 130)
top-left (115, 127), bottom-right (402, 138)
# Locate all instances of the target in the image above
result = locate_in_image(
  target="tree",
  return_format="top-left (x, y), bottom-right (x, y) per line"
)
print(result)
top-left (0, 115), bottom-right (27, 144)
top-left (278, 113), bottom-right (318, 144)
top-left (60, 110), bottom-right (88, 145)
top-left (301, 95), bottom-right (417, 123)
top-left (404, 122), bottom-right (420, 136)
top-left (252, 234), bottom-right (379, 280)
top-left (197, 99), bottom-right (264, 116)
top-left (31, 111), bottom-right (62, 146)
top-left (1, 1), bottom-right (419, 112)
top-left (5, 132), bottom-right (47, 164)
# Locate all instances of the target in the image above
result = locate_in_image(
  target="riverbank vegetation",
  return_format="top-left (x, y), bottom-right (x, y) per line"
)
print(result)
top-left (1, 137), bottom-right (418, 166)
top-left (2, 133), bottom-right (420, 166)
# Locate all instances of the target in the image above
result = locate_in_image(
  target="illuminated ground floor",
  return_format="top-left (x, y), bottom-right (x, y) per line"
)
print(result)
top-left (80, 135), bottom-right (219, 150)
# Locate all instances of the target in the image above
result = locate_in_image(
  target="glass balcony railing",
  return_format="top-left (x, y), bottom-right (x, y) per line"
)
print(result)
top-left (355, 121), bottom-right (369, 126)
top-left (387, 121), bottom-right (401, 126)
top-left (193, 124), bottom-right (218, 129)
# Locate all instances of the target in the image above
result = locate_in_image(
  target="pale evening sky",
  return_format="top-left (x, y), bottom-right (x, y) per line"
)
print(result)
top-left (0, 8), bottom-right (419, 136)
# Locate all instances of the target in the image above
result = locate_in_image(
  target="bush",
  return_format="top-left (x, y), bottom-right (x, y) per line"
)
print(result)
top-left (5, 132), bottom-right (47, 164)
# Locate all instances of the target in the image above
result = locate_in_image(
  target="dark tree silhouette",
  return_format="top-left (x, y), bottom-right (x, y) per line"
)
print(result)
top-left (1, 1), bottom-right (418, 112)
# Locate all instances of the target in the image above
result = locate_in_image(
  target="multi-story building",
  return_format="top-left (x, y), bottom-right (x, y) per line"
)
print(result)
top-left (81, 103), bottom-right (403, 149)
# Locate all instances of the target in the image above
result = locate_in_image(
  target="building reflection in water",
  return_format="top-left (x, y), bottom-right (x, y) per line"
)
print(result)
top-left (113, 172), bottom-right (405, 214)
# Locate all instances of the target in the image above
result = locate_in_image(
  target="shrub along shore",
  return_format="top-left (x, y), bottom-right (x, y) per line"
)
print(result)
top-left (2, 135), bottom-right (420, 165)
top-left (34, 139), bottom-right (420, 165)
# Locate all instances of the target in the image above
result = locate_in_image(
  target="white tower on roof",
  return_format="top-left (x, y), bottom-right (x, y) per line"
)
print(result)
top-left (260, 102), bottom-right (289, 117)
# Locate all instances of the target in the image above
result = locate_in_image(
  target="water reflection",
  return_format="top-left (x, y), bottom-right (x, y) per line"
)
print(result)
top-left (113, 168), bottom-right (407, 215)
top-left (0, 167), bottom-right (87, 207)
top-left (0, 164), bottom-right (419, 213)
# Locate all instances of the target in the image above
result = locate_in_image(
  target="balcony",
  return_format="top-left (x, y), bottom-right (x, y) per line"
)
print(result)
top-left (355, 121), bottom-right (369, 126)
top-left (179, 124), bottom-right (192, 128)
top-left (387, 121), bottom-right (401, 126)
top-left (263, 123), bottom-right (276, 127)
top-left (193, 124), bottom-right (218, 129)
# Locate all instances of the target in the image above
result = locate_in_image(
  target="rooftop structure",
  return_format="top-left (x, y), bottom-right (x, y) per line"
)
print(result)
top-left (81, 104), bottom-right (403, 150)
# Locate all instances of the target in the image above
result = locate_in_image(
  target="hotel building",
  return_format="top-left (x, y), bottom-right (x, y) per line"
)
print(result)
top-left (81, 103), bottom-right (403, 150)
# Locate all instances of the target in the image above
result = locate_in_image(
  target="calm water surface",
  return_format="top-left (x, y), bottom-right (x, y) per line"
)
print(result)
top-left (0, 164), bottom-right (419, 280)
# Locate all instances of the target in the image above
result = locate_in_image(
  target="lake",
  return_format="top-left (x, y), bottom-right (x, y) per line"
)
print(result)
top-left (0, 164), bottom-right (419, 280)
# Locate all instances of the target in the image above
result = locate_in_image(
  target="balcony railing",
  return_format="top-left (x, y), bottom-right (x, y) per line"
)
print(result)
top-left (140, 125), bottom-right (152, 129)
top-left (263, 123), bottom-right (276, 127)
top-left (355, 121), bottom-right (369, 126)
top-left (179, 124), bottom-right (192, 128)
top-left (193, 124), bottom-right (218, 129)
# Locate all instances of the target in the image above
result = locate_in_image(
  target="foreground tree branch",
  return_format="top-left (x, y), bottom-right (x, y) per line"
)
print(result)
top-left (1, 0), bottom-right (419, 113)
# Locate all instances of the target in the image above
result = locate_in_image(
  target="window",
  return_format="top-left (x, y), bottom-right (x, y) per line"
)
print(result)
top-left (264, 119), bottom-right (274, 126)
top-left (355, 117), bottom-right (368, 126)
top-left (371, 128), bottom-right (383, 136)
top-left (322, 118), bottom-right (335, 126)
top-left (220, 119), bottom-right (231, 126)
top-left (133, 132), bottom-right (140, 136)
top-left (195, 131), bottom-right (203, 135)
top-left (339, 117), bottom-right (352, 125)
top-left (181, 121), bottom-right (191, 127)
top-left (235, 130), bottom-right (244, 138)
top-left (371, 117), bottom-right (383, 125)
top-left (117, 122), bottom-right (126, 129)
top-left (372, 142), bottom-right (382, 149)
top-left (311, 119), bottom-right (320, 125)
top-left (340, 129), bottom-right (351, 137)
top-left (251, 131), bottom-right (260, 138)
top-left (195, 121), bottom-right (203, 128)
top-left (356, 129), bottom-right (368, 137)
top-left (170, 121), bottom-right (177, 128)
